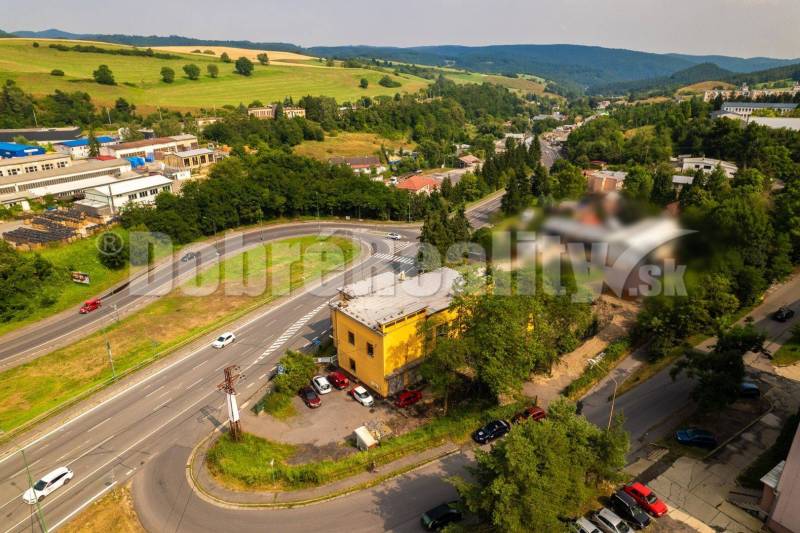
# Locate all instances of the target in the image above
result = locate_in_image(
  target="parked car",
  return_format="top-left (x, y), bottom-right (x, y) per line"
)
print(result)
top-left (675, 428), bottom-right (718, 449)
top-left (570, 517), bottom-right (601, 533)
top-left (472, 420), bottom-right (511, 444)
top-left (211, 332), bottom-right (236, 349)
top-left (311, 375), bottom-right (332, 395)
top-left (79, 298), bottom-right (101, 314)
top-left (299, 386), bottom-right (321, 408)
top-left (773, 306), bottom-right (795, 322)
top-left (622, 482), bottom-right (668, 517)
top-left (327, 371), bottom-right (350, 390)
top-left (420, 501), bottom-right (462, 531)
top-left (22, 467), bottom-right (74, 504)
top-left (609, 490), bottom-right (651, 529)
top-left (739, 380), bottom-right (761, 398)
top-left (591, 508), bottom-right (632, 533)
top-left (181, 251), bottom-right (199, 262)
top-left (394, 389), bottom-right (422, 408)
top-left (386, 232), bottom-right (402, 240)
top-left (348, 385), bottom-right (375, 407)
top-left (511, 405), bottom-right (546, 424)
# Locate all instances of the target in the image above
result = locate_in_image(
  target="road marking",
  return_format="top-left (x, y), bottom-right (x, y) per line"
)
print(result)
top-left (87, 417), bottom-right (110, 432)
top-left (185, 378), bottom-right (203, 390)
top-left (258, 373), bottom-right (267, 380)
top-left (49, 481), bottom-right (117, 531)
top-left (158, 388), bottom-right (172, 398)
top-left (152, 399), bottom-right (171, 412)
top-left (65, 435), bottom-right (115, 468)
top-left (195, 360), bottom-right (207, 368)
top-left (144, 385), bottom-right (164, 398)
top-left (8, 457), bottom-right (42, 479)
top-left (247, 383), bottom-right (254, 388)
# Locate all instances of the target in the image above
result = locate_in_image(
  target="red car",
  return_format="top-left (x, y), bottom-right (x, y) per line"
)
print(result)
top-left (327, 371), bottom-right (350, 390)
top-left (299, 387), bottom-right (321, 408)
top-left (623, 481), bottom-right (668, 517)
top-left (394, 389), bottom-right (423, 408)
top-left (79, 298), bottom-right (102, 314)
top-left (511, 406), bottom-right (546, 424)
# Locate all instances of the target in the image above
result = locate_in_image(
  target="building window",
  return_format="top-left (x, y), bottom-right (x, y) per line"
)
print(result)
top-left (138, 191), bottom-right (147, 198)
top-left (149, 188), bottom-right (158, 195)
top-left (366, 342), bottom-right (374, 357)
top-left (347, 331), bottom-right (355, 345)
top-left (128, 194), bottom-right (137, 200)
top-left (57, 161), bottom-right (67, 168)
top-left (349, 358), bottom-right (356, 372)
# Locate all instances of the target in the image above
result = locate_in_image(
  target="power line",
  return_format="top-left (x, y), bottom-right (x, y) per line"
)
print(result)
top-left (217, 365), bottom-right (243, 441)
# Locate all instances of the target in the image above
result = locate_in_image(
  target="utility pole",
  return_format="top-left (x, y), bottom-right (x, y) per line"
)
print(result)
top-left (32, 108), bottom-right (38, 128)
top-left (315, 192), bottom-right (320, 233)
top-left (106, 107), bottom-right (112, 125)
top-left (102, 324), bottom-right (117, 380)
top-left (217, 365), bottom-right (243, 441)
top-left (22, 447), bottom-right (48, 532)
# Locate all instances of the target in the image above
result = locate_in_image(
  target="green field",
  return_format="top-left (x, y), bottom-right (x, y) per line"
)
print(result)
top-left (0, 39), bottom-right (431, 112)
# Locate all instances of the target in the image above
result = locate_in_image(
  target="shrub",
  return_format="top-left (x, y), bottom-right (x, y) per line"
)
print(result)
top-left (160, 67), bottom-right (175, 84)
top-left (378, 75), bottom-right (401, 88)
top-left (50, 69), bottom-right (65, 77)
top-left (92, 64), bottom-right (115, 85)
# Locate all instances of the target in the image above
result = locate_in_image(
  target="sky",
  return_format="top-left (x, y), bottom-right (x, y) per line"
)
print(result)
top-left (2, 0), bottom-right (799, 58)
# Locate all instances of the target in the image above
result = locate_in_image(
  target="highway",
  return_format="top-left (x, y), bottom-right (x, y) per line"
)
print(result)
top-left (0, 192), bottom-right (503, 532)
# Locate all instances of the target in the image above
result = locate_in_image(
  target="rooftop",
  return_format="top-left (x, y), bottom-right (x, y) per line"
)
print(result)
top-left (0, 158), bottom-right (131, 187)
top-left (89, 174), bottom-right (172, 196)
top-left (722, 102), bottom-right (798, 110)
top-left (0, 152), bottom-right (69, 167)
top-left (332, 268), bottom-right (461, 330)
top-left (172, 148), bottom-right (216, 158)
top-left (397, 175), bottom-right (439, 191)
top-left (329, 156), bottom-right (381, 167)
top-left (56, 136), bottom-right (115, 148)
top-left (0, 127), bottom-right (82, 142)
top-left (0, 142), bottom-right (42, 153)
top-left (106, 137), bottom-right (180, 151)
top-left (170, 134), bottom-right (198, 142)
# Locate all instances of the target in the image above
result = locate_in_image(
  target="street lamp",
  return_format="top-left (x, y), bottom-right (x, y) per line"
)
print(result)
top-left (587, 356), bottom-right (618, 431)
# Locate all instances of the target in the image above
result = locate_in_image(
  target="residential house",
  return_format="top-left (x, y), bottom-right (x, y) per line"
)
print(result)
top-left (397, 175), bottom-right (440, 195)
top-left (248, 104), bottom-right (306, 120)
top-left (329, 156), bottom-right (386, 175)
top-left (456, 154), bottom-right (482, 171)
top-left (161, 148), bottom-right (224, 172)
top-left (329, 268), bottom-right (461, 397)
top-left (586, 170), bottom-right (627, 194)
top-left (673, 155), bottom-right (738, 178)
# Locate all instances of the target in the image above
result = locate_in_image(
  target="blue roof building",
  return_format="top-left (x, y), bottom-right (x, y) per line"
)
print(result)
top-left (56, 136), bottom-right (116, 148)
top-left (0, 142), bottom-right (46, 159)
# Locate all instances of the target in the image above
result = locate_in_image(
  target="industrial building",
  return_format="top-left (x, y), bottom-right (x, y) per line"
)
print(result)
top-left (0, 142), bottom-right (46, 159)
top-left (161, 148), bottom-right (224, 172)
top-left (84, 174), bottom-right (173, 213)
top-left (54, 136), bottom-right (117, 159)
top-left (0, 127), bottom-right (82, 144)
top-left (0, 153), bottom-right (71, 177)
top-left (0, 158), bottom-right (131, 198)
top-left (100, 134), bottom-right (198, 160)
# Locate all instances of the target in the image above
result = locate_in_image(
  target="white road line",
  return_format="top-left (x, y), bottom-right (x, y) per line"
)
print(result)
top-left (158, 388), bottom-right (172, 398)
top-left (87, 417), bottom-right (110, 432)
top-left (247, 383), bottom-right (255, 388)
top-left (8, 457), bottom-right (42, 479)
top-left (152, 399), bottom-right (171, 412)
top-left (143, 385), bottom-right (164, 398)
top-left (49, 481), bottom-right (117, 531)
top-left (185, 378), bottom-right (203, 390)
top-left (258, 373), bottom-right (267, 380)
top-left (195, 360), bottom-right (207, 368)
top-left (65, 435), bottom-right (115, 468)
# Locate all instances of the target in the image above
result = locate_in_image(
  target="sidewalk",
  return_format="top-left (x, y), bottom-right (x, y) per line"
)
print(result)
top-left (189, 432), bottom-right (463, 508)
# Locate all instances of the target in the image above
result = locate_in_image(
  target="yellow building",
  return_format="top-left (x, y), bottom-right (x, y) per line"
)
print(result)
top-left (329, 268), bottom-right (461, 397)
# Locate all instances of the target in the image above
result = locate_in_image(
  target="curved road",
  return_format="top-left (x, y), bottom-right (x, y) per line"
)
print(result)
top-left (0, 193), bottom-right (503, 532)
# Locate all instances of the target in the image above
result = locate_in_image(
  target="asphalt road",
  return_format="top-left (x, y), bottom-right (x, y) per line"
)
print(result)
top-left (0, 192), bottom-right (504, 532)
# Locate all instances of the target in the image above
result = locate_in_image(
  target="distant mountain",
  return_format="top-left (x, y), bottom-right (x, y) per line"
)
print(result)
top-left (0, 29), bottom-right (14, 38)
top-left (10, 28), bottom-right (303, 53)
top-left (590, 63), bottom-right (735, 95)
top-left (666, 53), bottom-right (797, 74)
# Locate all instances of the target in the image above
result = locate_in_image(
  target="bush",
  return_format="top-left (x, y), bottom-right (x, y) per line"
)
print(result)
top-left (563, 338), bottom-right (630, 399)
top-left (92, 64), bottom-right (115, 85)
top-left (234, 56), bottom-right (254, 76)
top-left (160, 67), bottom-right (175, 84)
top-left (96, 231), bottom-right (129, 270)
top-left (207, 64), bottom-right (219, 78)
top-left (359, 78), bottom-right (369, 89)
top-left (32, 42), bottom-right (39, 48)
top-left (50, 69), bottom-right (65, 77)
top-left (182, 64), bottom-right (200, 80)
top-left (378, 75), bottom-right (401, 88)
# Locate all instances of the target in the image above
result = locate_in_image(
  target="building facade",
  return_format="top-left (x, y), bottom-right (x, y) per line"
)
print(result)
top-left (0, 143), bottom-right (46, 159)
top-left (84, 174), bottom-right (173, 213)
top-left (54, 136), bottom-right (116, 159)
top-left (0, 159), bottom-right (131, 198)
top-left (0, 153), bottom-right (71, 178)
top-left (161, 148), bottom-right (224, 171)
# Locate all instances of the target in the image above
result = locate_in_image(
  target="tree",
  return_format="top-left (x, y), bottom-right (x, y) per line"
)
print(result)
top-left (256, 53), bottom-right (270, 66)
top-left (454, 399), bottom-right (628, 532)
top-left (672, 325), bottom-right (765, 410)
top-left (234, 57), bottom-right (254, 76)
top-left (622, 166), bottom-right (654, 202)
top-left (379, 75), bottom-right (401, 88)
top-left (92, 65), bottom-right (115, 85)
top-left (97, 231), bottom-right (129, 270)
top-left (359, 78), bottom-right (369, 89)
top-left (207, 64), bottom-right (219, 78)
top-left (87, 130), bottom-right (100, 158)
top-left (50, 69), bottom-right (64, 77)
top-left (550, 159), bottom-right (586, 199)
top-left (220, 52), bottom-right (231, 63)
top-left (272, 351), bottom-right (316, 394)
top-left (182, 64), bottom-right (200, 80)
top-left (160, 67), bottom-right (175, 84)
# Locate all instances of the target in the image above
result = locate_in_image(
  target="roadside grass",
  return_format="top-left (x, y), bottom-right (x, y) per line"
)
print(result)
top-left (562, 339), bottom-right (630, 400)
top-left (207, 401), bottom-right (521, 491)
top-left (772, 327), bottom-right (800, 366)
top-left (60, 482), bottom-right (143, 533)
top-left (0, 39), bottom-right (429, 111)
top-left (293, 132), bottom-right (414, 161)
top-left (0, 236), bottom-right (357, 433)
top-left (258, 392), bottom-right (297, 420)
top-left (615, 345), bottom-right (684, 398)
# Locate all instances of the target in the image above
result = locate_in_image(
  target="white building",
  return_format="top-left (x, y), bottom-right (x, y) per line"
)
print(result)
top-left (100, 135), bottom-right (198, 160)
top-left (54, 136), bottom-right (116, 159)
top-left (720, 102), bottom-right (798, 118)
top-left (0, 159), bottom-right (131, 198)
top-left (84, 175), bottom-right (174, 213)
top-left (674, 155), bottom-right (738, 178)
top-left (0, 153), bottom-right (71, 178)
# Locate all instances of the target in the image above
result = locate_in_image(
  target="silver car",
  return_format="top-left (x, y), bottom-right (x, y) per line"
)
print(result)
top-left (591, 508), bottom-right (631, 533)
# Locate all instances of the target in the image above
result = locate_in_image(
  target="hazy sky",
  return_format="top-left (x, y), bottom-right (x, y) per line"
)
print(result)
top-left (3, 0), bottom-right (799, 58)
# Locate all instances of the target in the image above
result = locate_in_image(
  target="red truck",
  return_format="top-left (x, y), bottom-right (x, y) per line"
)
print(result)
top-left (79, 298), bottom-right (102, 314)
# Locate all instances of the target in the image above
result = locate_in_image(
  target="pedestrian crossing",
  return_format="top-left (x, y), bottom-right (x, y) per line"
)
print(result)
top-left (392, 241), bottom-right (414, 252)
top-left (255, 301), bottom-right (329, 362)
top-left (373, 252), bottom-right (416, 265)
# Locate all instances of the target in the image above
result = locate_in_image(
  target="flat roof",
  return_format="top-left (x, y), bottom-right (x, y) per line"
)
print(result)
top-left (0, 152), bottom-right (69, 167)
top-left (28, 175), bottom-right (121, 197)
top-left (332, 268), bottom-right (461, 330)
top-left (90, 174), bottom-right (171, 196)
top-left (57, 136), bottom-right (115, 148)
top-left (722, 102), bottom-right (798, 110)
top-left (0, 158), bottom-right (130, 187)
top-left (106, 137), bottom-right (178, 151)
top-left (170, 134), bottom-right (198, 142)
top-left (172, 148), bottom-right (215, 158)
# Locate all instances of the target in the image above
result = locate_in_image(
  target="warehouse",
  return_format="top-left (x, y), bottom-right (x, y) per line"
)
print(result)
top-left (0, 127), bottom-right (82, 144)
top-left (0, 153), bottom-right (71, 177)
top-left (0, 159), bottom-right (131, 198)
top-left (54, 136), bottom-right (117, 159)
top-left (84, 174), bottom-right (173, 213)
top-left (0, 142), bottom-right (46, 159)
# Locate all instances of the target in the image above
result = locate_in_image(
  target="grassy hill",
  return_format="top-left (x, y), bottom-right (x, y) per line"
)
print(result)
top-left (0, 39), bottom-right (430, 112)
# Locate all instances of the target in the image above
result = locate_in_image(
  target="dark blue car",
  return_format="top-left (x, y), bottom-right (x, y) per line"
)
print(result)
top-left (472, 420), bottom-right (511, 444)
top-left (675, 428), bottom-right (718, 449)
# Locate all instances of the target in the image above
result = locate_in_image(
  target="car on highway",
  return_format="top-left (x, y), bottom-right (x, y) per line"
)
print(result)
top-left (79, 298), bottom-right (101, 314)
top-left (311, 375), bottom-right (332, 395)
top-left (590, 508), bottom-right (631, 533)
top-left (622, 482), bottom-right (668, 517)
top-left (609, 490), bottom-right (651, 529)
top-left (300, 386), bottom-right (321, 408)
top-left (420, 501), bottom-right (462, 531)
top-left (394, 389), bottom-right (422, 408)
top-left (327, 371), bottom-right (350, 390)
top-left (675, 428), bottom-right (718, 449)
top-left (772, 306), bottom-right (795, 322)
top-left (348, 385), bottom-right (375, 407)
top-left (211, 332), bottom-right (236, 349)
top-left (570, 517), bottom-right (601, 533)
top-left (181, 251), bottom-right (199, 262)
top-left (511, 405), bottom-right (546, 424)
top-left (472, 419), bottom-right (511, 444)
top-left (386, 232), bottom-right (402, 240)
top-left (22, 467), bottom-right (74, 504)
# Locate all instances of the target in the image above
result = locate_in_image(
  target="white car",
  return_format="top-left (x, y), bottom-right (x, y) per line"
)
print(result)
top-left (312, 375), bottom-right (332, 395)
top-left (22, 467), bottom-right (74, 504)
top-left (212, 332), bottom-right (236, 349)
top-left (349, 385), bottom-right (375, 407)
top-left (386, 232), bottom-right (402, 241)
